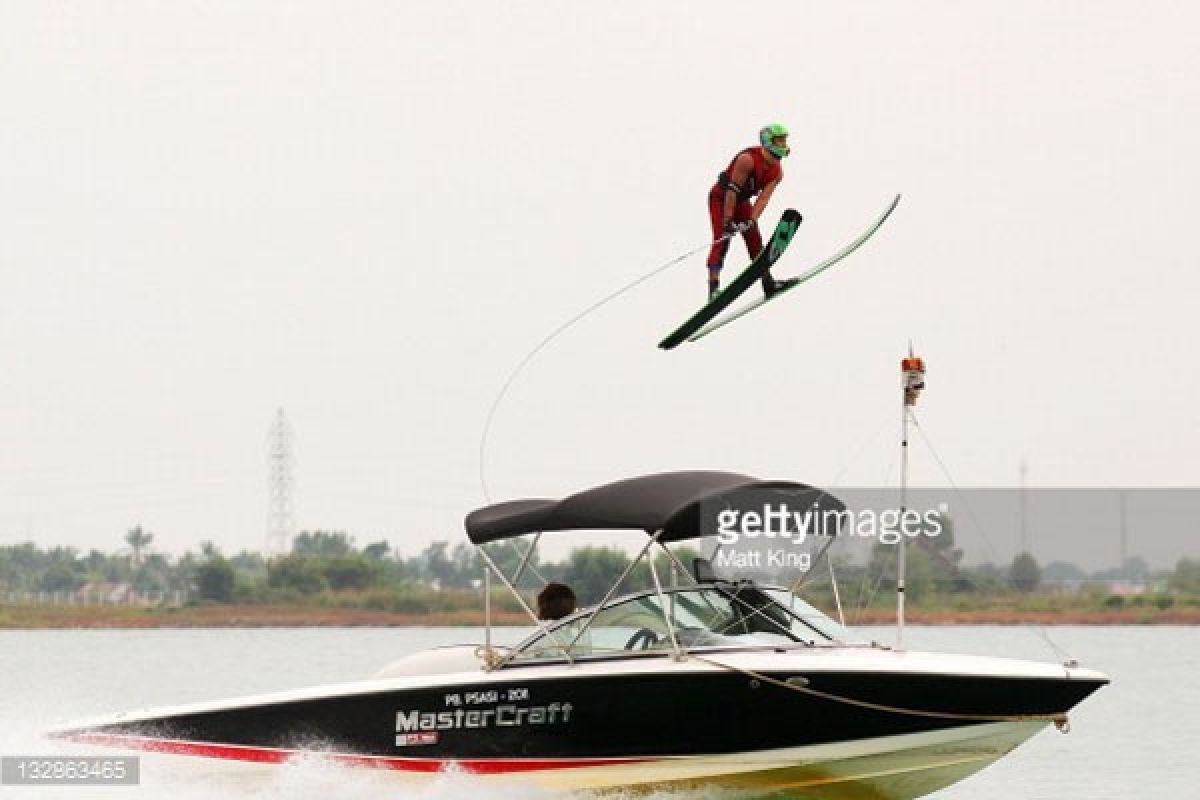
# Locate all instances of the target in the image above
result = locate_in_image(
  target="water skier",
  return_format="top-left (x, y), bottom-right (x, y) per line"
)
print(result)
top-left (706, 123), bottom-right (791, 298)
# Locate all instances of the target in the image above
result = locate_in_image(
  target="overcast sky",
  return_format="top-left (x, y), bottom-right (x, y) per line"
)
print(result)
top-left (1, 2), bottom-right (1196, 569)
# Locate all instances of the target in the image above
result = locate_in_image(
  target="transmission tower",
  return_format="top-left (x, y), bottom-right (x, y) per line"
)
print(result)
top-left (266, 408), bottom-right (296, 557)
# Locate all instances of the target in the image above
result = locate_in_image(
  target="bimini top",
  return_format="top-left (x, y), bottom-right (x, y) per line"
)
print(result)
top-left (465, 470), bottom-right (844, 544)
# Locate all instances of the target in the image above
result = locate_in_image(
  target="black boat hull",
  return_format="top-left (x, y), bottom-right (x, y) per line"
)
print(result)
top-left (54, 657), bottom-right (1106, 799)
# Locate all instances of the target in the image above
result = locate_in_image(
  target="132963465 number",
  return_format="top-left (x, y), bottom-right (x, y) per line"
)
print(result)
top-left (1, 756), bottom-right (139, 785)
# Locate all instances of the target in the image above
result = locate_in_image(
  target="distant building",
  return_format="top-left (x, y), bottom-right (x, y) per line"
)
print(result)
top-left (1041, 578), bottom-right (1150, 596)
top-left (1102, 580), bottom-right (1147, 597)
top-left (74, 582), bottom-right (136, 604)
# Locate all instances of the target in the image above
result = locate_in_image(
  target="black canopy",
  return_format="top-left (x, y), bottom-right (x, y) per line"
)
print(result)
top-left (465, 470), bottom-right (843, 544)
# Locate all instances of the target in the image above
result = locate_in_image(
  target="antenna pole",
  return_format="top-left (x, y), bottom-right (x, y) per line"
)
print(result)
top-left (898, 344), bottom-right (926, 648)
top-left (897, 401), bottom-right (909, 647)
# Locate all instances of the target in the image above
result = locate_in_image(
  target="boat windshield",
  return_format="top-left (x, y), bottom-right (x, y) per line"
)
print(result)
top-left (759, 587), bottom-right (860, 642)
top-left (512, 585), bottom-right (851, 663)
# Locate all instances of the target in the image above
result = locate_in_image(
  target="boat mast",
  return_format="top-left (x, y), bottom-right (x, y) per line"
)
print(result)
top-left (897, 344), bottom-right (926, 648)
top-left (483, 561), bottom-right (492, 654)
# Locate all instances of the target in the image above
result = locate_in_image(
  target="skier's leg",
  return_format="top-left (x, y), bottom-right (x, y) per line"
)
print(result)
top-left (706, 191), bottom-right (729, 298)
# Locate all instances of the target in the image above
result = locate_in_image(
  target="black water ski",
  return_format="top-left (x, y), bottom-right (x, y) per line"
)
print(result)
top-left (687, 194), bottom-right (901, 343)
top-left (658, 209), bottom-right (802, 350)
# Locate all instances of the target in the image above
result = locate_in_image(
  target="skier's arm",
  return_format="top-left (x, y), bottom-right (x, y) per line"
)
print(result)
top-left (722, 153), bottom-right (755, 223)
top-left (750, 170), bottom-right (783, 221)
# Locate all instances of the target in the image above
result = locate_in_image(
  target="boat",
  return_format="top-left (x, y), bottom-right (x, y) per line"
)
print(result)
top-left (51, 471), bottom-right (1108, 799)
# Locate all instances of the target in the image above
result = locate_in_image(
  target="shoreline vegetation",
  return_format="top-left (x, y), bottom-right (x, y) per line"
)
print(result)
top-left (5, 531), bottom-right (1198, 629)
top-left (3, 603), bottom-right (1199, 629)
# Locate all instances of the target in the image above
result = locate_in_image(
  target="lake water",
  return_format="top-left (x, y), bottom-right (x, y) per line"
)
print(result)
top-left (1, 625), bottom-right (1195, 799)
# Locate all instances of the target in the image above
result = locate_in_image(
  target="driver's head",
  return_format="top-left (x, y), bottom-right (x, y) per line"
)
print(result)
top-left (537, 582), bottom-right (577, 621)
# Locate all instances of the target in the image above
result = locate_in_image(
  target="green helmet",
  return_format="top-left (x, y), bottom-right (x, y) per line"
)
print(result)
top-left (759, 123), bottom-right (790, 158)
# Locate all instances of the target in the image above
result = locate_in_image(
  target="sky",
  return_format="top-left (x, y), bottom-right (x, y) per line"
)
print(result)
top-left (1, 2), bottom-right (1197, 569)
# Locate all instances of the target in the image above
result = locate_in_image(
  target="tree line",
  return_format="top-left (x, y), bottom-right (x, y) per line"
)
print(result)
top-left (2, 526), bottom-right (1197, 614)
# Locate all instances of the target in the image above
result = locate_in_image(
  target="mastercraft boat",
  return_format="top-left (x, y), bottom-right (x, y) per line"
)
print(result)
top-left (52, 471), bottom-right (1107, 799)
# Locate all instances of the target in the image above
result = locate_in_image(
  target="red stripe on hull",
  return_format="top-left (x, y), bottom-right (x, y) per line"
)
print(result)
top-left (60, 733), bottom-right (650, 774)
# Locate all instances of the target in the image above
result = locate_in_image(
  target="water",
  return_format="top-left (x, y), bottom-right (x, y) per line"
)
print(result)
top-left (1, 625), bottom-right (1194, 799)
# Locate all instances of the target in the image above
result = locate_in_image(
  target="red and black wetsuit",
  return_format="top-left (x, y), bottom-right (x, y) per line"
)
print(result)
top-left (707, 146), bottom-right (782, 269)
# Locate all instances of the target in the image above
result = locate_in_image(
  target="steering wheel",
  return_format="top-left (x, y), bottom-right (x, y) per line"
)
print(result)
top-left (624, 627), bottom-right (661, 650)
